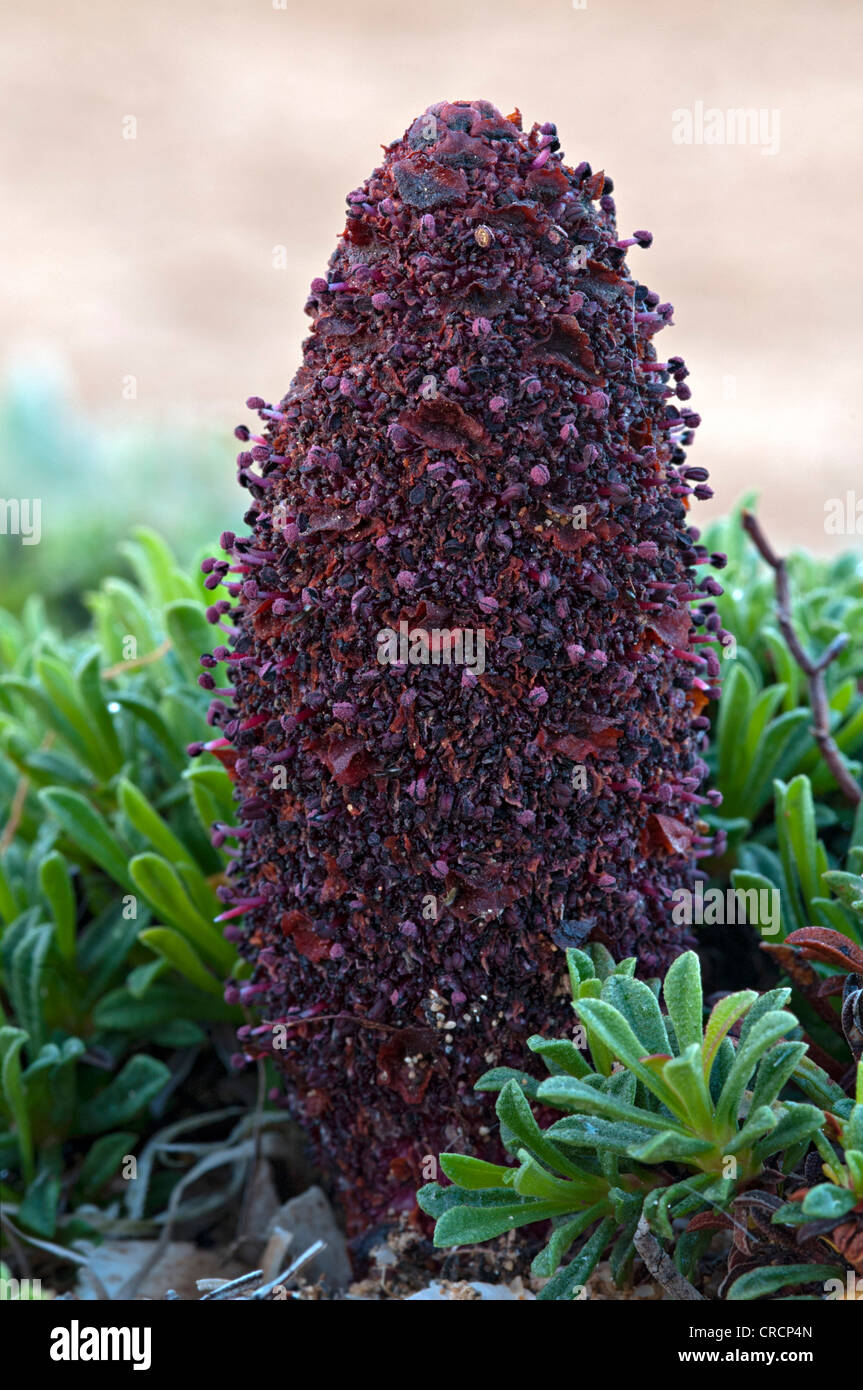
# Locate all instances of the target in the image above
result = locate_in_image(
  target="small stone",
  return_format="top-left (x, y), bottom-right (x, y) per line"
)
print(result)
top-left (263, 1185), bottom-right (352, 1291)
top-left (407, 1280), bottom-right (534, 1301)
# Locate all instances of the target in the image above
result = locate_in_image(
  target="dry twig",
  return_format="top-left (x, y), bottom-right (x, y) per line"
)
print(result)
top-left (742, 511), bottom-right (861, 806)
top-left (0, 732), bottom-right (55, 852)
top-left (634, 1215), bottom-right (704, 1301)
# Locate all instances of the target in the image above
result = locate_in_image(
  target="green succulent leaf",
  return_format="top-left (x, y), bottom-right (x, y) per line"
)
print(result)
top-left (74, 1131), bottom-right (138, 1200)
top-left (425, 1187), bottom-right (572, 1246)
top-left (75, 648), bottom-right (123, 775)
top-left (572, 998), bottom-right (682, 1116)
top-left (531, 1203), bottom-right (611, 1279)
top-left (752, 1103), bottom-right (825, 1163)
top-left (701, 991), bottom-right (758, 1084)
top-left (663, 1044), bottom-right (714, 1135)
top-left (662, 950), bottom-right (703, 1053)
top-left (93, 982), bottom-right (234, 1032)
top-left (601, 975), bottom-right (670, 1057)
top-left (800, 1183), bottom-right (857, 1219)
top-left (137, 927), bottom-right (223, 996)
top-left (715, 1010), bottom-right (798, 1132)
top-left (548, 1114), bottom-right (664, 1158)
top-left (726, 1263), bottom-right (843, 1301)
top-left (749, 1041), bottom-right (808, 1113)
top-left (38, 851), bottom-right (76, 963)
top-left (76, 1055), bottom-right (170, 1134)
top-left (437, 1154), bottom-right (512, 1190)
top-left (626, 1129), bottom-right (715, 1164)
top-left (496, 1080), bottom-right (591, 1179)
top-left (0, 1026), bottom-right (34, 1181)
top-left (527, 1035), bottom-right (591, 1079)
top-left (39, 788), bottom-right (133, 891)
top-left (129, 853), bottom-right (233, 972)
top-left (164, 600), bottom-right (225, 686)
top-left (473, 1067), bottom-right (541, 1099)
top-left (536, 1217), bottom-right (617, 1301)
top-left (537, 1074), bottom-right (687, 1133)
top-left (18, 1166), bottom-right (63, 1238)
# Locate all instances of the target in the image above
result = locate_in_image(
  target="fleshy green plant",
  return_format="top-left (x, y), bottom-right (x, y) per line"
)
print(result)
top-left (730, 775), bottom-right (862, 945)
top-left (0, 530), bottom-right (243, 1242)
top-left (762, 1069), bottom-right (863, 1294)
top-left (418, 946), bottom-right (843, 1299)
top-left (1, 510), bottom-right (859, 1288)
top-left (719, 772), bottom-right (862, 1073)
top-left (701, 502), bottom-right (862, 835)
top-left (789, 1069), bottom-right (863, 1217)
top-left (761, 926), bottom-right (862, 1092)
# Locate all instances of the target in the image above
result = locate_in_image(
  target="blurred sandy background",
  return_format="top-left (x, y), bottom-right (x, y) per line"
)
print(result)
top-left (1, 0), bottom-right (861, 560)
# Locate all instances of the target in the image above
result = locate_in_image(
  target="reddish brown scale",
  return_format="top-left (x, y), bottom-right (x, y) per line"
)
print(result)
top-left (197, 101), bottom-right (726, 1230)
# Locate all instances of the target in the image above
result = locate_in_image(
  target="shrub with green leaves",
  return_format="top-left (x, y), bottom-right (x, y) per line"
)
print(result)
top-left (714, 1069), bottom-right (863, 1300)
top-left (418, 946), bottom-right (858, 1300)
top-left (701, 503), bottom-right (862, 836)
top-left (718, 775), bottom-right (861, 1074)
top-left (731, 776), bottom-right (862, 946)
top-left (0, 530), bottom-right (243, 1242)
top-left (1, 508), bottom-right (860, 1286)
top-left (792, 1069), bottom-right (863, 1213)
